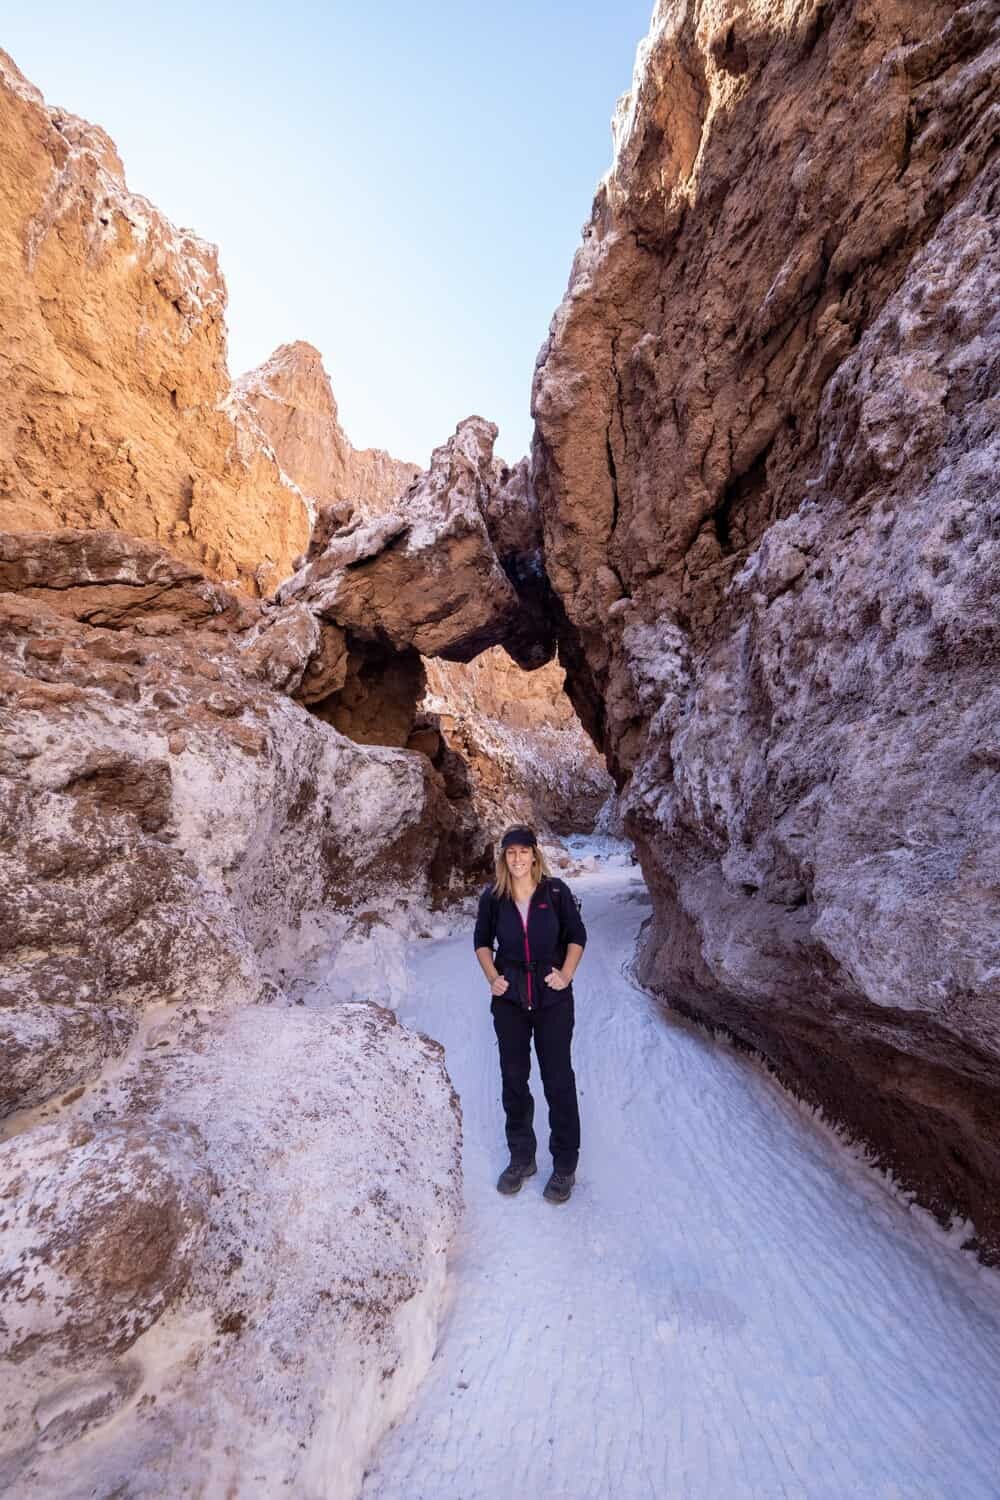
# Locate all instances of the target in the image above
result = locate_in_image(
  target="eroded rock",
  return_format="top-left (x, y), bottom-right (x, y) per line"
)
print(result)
top-left (0, 1120), bottom-right (211, 1365)
top-left (0, 517), bottom-right (472, 1490)
top-left (235, 341), bottom-right (421, 517)
top-left (424, 648), bottom-right (612, 836)
top-left (279, 417), bottom-right (554, 667)
top-left (0, 51), bottom-right (310, 591)
top-left (533, 0), bottom-right (1000, 1248)
top-left (0, 1007), bottom-right (462, 1499)
top-left (0, 529), bottom-right (486, 1128)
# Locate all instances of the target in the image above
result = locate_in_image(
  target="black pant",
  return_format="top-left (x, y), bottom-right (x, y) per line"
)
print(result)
top-left (491, 996), bottom-right (580, 1173)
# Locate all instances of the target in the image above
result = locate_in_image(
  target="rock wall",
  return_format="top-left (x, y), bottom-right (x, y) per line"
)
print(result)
top-left (0, 51), bottom-right (310, 593)
top-left (0, 529), bottom-right (466, 1492)
top-left (533, 0), bottom-right (1000, 1251)
top-left (236, 341), bottom-right (421, 521)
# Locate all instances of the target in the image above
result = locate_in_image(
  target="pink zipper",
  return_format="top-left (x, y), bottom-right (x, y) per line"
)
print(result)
top-left (518, 900), bottom-right (533, 1009)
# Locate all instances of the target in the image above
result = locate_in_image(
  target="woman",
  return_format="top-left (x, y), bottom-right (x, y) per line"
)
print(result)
top-left (474, 826), bottom-right (587, 1203)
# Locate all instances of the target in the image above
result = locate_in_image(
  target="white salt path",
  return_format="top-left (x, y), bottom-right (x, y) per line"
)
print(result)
top-left (362, 851), bottom-right (1000, 1500)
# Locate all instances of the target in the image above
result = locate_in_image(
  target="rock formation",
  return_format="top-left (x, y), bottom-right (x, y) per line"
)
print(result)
top-left (242, 347), bottom-right (597, 829)
top-left (260, 413), bottom-right (612, 834)
top-left (1, 1004), bottom-right (460, 1500)
top-left (0, 51), bottom-right (310, 592)
top-left (533, 0), bottom-right (1000, 1250)
top-left (423, 650), bottom-right (612, 837)
top-left (0, 527), bottom-right (468, 1492)
top-left (236, 341), bottom-right (421, 519)
top-left (278, 416), bottom-right (553, 668)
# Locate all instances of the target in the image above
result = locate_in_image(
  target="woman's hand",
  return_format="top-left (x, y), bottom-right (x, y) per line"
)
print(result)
top-left (490, 974), bottom-right (509, 997)
top-left (544, 969), bottom-right (569, 991)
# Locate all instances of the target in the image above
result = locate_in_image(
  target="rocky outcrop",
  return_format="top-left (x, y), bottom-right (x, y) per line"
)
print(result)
top-left (533, 0), bottom-right (1000, 1250)
top-left (247, 386), bottom-right (608, 830)
top-left (236, 341), bottom-right (421, 518)
top-left (0, 528), bottom-right (483, 1102)
top-left (423, 650), bottom-right (612, 837)
top-left (0, 527), bottom-right (470, 1490)
top-left (0, 52), bottom-right (310, 592)
top-left (259, 419), bottom-right (591, 833)
top-left (1, 1007), bottom-right (461, 1500)
top-left (279, 416), bottom-right (554, 668)
top-left (242, 381), bottom-right (604, 832)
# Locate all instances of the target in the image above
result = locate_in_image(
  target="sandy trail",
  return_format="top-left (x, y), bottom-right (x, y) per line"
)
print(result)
top-left (361, 852), bottom-right (1000, 1500)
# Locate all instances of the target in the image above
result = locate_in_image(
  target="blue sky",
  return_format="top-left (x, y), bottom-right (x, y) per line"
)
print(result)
top-left (6, 3), bottom-right (652, 465)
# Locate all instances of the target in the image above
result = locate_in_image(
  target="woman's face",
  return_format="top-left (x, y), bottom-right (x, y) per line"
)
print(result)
top-left (505, 843), bottom-right (534, 881)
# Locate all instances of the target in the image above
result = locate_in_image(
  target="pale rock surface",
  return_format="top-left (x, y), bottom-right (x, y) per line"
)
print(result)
top-left (0, 51), bottom-right (310, 592)
top-left (1, 1005), bottom-right (461, 1500)
top-left (0, 528), bottom-right (467, 1493)
top-left (236, 341), bottom-right (421, 519)
top-left (532, 0), bottom-right (1000, 1249)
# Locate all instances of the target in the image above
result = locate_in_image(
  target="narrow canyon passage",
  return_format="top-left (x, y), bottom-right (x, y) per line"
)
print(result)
top-left (362, 846), bottom-right (1000, 1500)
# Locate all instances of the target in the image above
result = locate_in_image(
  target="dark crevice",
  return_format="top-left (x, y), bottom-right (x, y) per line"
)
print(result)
top-left (715, 24), bottom-right (749, 75)
top-left (896, 107), bottom-right (916, 181)
top-left (713, 439), bottom-right (774, 557)
top-left (607, 335), bottom-right (629, 547)
top-left (800, 3), bottom-right (828, 61)
top-left (606, 428), bottom-right (621, 538)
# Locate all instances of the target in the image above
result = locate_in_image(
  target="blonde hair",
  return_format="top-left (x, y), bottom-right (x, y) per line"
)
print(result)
top-left (492, 832), bottom-right (551, 900)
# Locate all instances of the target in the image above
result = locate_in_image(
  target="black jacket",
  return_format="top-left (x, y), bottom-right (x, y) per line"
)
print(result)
top-left (474, 876), bottom-right (587, 1011)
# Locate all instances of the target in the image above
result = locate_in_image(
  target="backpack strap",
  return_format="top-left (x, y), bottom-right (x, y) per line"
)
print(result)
top-left (547, 878), bottom-right (582, 915)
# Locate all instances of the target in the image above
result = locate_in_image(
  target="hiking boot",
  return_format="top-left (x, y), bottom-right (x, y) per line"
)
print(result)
top-left (496, 1159), bottom-right (537, 1195)
top-left (543, 1169), bottom-right (576, 1204)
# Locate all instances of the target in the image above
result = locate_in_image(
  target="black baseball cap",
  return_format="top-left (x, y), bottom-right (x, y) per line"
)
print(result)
top-left (501, 826), bottom-right (538, 851)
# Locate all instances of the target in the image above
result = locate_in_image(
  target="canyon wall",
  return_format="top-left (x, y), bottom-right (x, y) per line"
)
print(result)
top-left (0, 526), bottom-right (466, 1494)
top-left (236, 340), bottom-right (421, 521)
top-left (0, 50), bottom-right (310, 592)
top-left (533, 0), bottom-right (1000, 1250)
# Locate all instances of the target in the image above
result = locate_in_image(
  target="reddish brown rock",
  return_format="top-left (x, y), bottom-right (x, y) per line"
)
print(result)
top-left (533, 0), bottom-right (1000, 1250)
top-left (235, 341), bottom-right (420, 515)
top-left (424, 649), bottom-right (612, 836)
top-left (0, 51), bottom-right (309, 591)
top-left (279, 417), bottom-right (555, 668)
top-left (0, 528), bottom-right (257, 629)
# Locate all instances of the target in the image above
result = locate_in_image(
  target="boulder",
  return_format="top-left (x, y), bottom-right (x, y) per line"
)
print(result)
top-left (0, 1007), bottom-right (461, 1499)
top-left (280, 417), bottom-right (555, 668)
